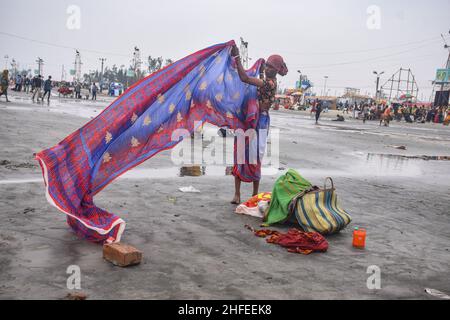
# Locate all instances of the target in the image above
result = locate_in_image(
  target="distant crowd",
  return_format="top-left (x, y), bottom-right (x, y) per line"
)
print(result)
top-left (301, 99), bottom-right (449, 126)
top-left (1, 69), bottom-right (449, 127)
top-left (0, 69), bottom-right (100, 103)
top-left (338, 101), bottom-right (449, 125)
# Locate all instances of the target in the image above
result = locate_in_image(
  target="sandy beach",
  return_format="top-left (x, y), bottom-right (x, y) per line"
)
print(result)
top-left (1, 91), bottom-right (449, 300)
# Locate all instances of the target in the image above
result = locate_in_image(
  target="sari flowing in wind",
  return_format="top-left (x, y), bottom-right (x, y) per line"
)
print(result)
top-left (36, 41), bottom-right (264, 243)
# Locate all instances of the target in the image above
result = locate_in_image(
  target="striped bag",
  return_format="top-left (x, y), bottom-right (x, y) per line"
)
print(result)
top-left (288, 178), bottom-right (352, 235)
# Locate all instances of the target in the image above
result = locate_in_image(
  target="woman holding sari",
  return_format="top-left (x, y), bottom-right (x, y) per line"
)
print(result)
top-left (230, 45), bottom-right (288, 204)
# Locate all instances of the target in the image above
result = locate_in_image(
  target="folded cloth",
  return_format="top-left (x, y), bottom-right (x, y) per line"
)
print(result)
top-left (249, 227), bottom-right (328, 255)
top-left (235, 192), bottom-right (271, 218)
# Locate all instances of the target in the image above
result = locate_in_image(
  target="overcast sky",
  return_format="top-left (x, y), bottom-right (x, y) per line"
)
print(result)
top-left (1, 0), bottom-right (449, 99)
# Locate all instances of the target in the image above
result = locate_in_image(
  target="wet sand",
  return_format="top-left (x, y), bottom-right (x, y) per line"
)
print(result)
top-left (1, 92), bottom-right (449, 299)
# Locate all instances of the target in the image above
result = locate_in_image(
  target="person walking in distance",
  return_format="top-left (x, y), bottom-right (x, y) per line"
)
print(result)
top-left (0, 70), bottom-right (11, 102)
top-left (362, 104), bottom-right (369, 124)
top-left (24, 76), bottom-right (31, 93)
top-left (30, 75), bottom-right (37, 93)
top-left (14, 74), bottom-right (22, 91)
top-left (32, 75), bottom-right (43, 102)
top-left (42, 76), bottom-right (53, 103)
top-left (315, 100), bottom-right (323, 124)
top-left (91, 82), bottom-right (98, 101)
top-left (75, 82), bottom-right (81, 99)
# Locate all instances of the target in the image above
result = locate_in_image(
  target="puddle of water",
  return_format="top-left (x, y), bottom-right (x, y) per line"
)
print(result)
top-left (316, 126), bottom-right (364, 134)
top-left (0, 178), bottom-right (42, 185)
top-left (368, 154), bottom-right (450, 161)
top-left (293, 152), bottom-right (426, 179)
top-left (116, 165), bottom-right (280, 180)
top-left (0, 155), bottom-right (430, 187)
top-left (0, 154), bottom-right (428, 186)
top-left (119, 167), bottom-right (178, 179)
top-left (1, 102), bottom-right (102, 119)
top-left (122, 166), bottom-right (276, 179)
top-left (361, 153), bottom-right (423, 177)
top-left (0, 164), bottom-right (280, 185)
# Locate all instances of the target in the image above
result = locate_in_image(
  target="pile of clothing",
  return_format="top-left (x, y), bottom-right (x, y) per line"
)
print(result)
top-left (246, 225), bottom-right (328, 255)
top-left (237, 169), bottom-right (352, 255)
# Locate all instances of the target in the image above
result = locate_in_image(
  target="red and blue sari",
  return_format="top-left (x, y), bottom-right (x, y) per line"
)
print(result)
top-left (36, 41), bottom-right (265, 243)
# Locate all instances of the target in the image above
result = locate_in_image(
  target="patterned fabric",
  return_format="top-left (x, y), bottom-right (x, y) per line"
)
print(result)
top-left (36, 41), bottom-right (264, 243)
top-left (257, 79), bottom-right (277, 106)
top-left (232, 112), bottom-right (270, 182)
top-left (293, 188), bottom-right (352, 235)
top-left (235, 192), bottom-right (271, 218)
top-left (247, 226), bottom-right (328, 255)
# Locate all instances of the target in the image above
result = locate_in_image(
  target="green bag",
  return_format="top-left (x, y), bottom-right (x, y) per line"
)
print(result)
top-left (263, 169), bottom-right (312, 225)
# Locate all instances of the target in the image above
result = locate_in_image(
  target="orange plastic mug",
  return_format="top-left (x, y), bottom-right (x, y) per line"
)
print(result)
top-left (352, 227), bottom-right (366, 249)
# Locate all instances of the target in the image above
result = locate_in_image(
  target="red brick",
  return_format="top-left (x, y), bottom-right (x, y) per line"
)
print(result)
top-left (103, 243), bottom-right (142, 267)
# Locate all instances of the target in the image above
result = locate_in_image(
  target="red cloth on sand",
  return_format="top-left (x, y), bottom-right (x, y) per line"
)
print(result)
top-left (247, 226), bottom-right (328, 255)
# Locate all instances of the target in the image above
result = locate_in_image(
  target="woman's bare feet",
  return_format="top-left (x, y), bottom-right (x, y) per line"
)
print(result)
top-left (231, 195), bottom-right (241, 205)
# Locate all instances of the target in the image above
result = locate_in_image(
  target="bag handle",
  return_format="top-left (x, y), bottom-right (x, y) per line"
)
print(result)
top-left (324, 177), bottom-right (334, 190)
top-left (286, 187), bottom-right (315, 220)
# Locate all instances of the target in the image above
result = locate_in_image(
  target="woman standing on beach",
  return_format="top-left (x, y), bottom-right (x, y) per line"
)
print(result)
top-left (230, 45), bottom-right (288, 204)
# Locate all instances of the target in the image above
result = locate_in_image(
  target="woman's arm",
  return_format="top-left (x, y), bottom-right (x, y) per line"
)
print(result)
top-left (231, 45), bottom-right (264, 88)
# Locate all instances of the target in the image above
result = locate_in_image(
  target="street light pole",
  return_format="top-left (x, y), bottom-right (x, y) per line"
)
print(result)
top-left (297, 70), bottom-right (303, 105)
top-left (36, 57), bottom-right (44, 76)
top-left (99, 58), bottom-right (106, 92)
top-left (373, 70), bottom-right (384, 100)
top-left (323, 76), bottom-right (328, 96)
top-left (297, 70), bottom-right (302, 89)
top-left (240, 37), bottom-right (249, 69)
top-left (12, 59), bottom-right (17, 78)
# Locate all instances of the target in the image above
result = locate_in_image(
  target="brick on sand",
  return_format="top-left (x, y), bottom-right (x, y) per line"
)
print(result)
top-left (103, 243), bottom-right (142, 267)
